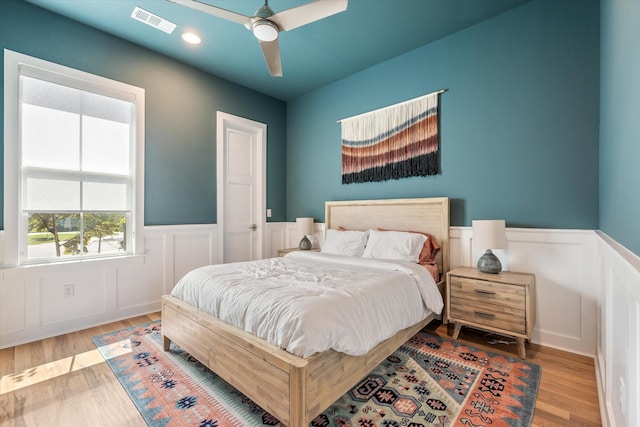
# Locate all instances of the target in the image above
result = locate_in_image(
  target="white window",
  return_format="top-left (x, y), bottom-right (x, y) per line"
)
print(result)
top-left (3, 50), bottom-right (145, 266)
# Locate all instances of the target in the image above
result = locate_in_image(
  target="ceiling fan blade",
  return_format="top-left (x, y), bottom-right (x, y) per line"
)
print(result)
top-left (167, 0), bottom-right (251, 27)
top-left (271, 0), bottom-right (348, 32)
top-left (259, 39), bottom-right (283, 77)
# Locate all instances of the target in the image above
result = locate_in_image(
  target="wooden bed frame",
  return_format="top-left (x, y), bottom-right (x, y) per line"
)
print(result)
top-left (162, 197), bottom-right (450, 426)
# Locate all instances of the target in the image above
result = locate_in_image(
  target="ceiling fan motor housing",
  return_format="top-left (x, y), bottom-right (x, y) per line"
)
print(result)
top-left (255, 2), bottom-right (275, 19)
top-left (252, 1), bottom-right (279, 41)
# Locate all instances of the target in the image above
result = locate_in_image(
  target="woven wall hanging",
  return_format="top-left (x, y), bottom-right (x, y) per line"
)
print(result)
top-left (339, 90), bottom-right (443, 184)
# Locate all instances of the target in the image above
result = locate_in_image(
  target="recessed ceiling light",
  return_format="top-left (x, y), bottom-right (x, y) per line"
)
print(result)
top-left (182, 32), bottom-right (202, 45)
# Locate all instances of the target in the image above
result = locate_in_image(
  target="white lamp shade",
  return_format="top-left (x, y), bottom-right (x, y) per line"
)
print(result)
top-left (472, 220), bottom-right (507, 250)
top-left (296, 217), bottom-right (313, 237)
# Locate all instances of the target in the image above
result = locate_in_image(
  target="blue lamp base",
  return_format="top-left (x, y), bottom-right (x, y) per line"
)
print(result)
top-left (298, 236), bottom-right (312, 250)
top-left (477, 249), bottom-right (502, 274)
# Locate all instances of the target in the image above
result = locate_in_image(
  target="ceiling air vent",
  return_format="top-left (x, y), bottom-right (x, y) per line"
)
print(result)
top-left (131, 6), bottom-right (176, 34)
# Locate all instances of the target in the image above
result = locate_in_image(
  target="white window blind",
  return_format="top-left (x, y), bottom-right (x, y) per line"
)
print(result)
top-left (20, 76), bottom-right (133, 214)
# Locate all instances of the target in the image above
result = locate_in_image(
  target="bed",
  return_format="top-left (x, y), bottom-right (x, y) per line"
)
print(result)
top-left (161, 197), bottom-right (450, 426)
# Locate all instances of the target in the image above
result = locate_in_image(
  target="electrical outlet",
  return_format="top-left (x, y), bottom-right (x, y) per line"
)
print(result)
top-left (266, 208), bottom-right (272, 218)
top-left (63, 284), bottom-right (74, 298)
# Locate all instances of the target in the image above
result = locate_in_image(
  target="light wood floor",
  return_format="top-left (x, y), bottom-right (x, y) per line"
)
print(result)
top-left (0, 313), bottom-right (602, 426)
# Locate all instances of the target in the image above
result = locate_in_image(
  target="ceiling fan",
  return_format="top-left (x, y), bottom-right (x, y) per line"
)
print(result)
top-left (167, 0), bottom-right (348, 77)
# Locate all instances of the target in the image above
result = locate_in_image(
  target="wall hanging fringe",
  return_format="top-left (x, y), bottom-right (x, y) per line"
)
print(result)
top-left (339, 90), bottom-right (445, 185)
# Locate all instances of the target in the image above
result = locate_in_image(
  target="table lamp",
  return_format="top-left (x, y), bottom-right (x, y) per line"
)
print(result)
top-left (472, 219), bottom-right (507, 274)
top-left (296, 217), bottom-right (313, 250)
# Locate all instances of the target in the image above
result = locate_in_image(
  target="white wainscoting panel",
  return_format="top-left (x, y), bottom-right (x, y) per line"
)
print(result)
top-left (144, 224), bottom-right (219, 293)
top-left (2, 221), bottom-right (635, 427)
top-left (450, 227), bottom-right (598, 356)
top-left (1, 219), bottom-right (636, 427)
top-left (596, 232), bottom-right (640, 427)
top-left (0, 255), bottom-right (146, 348)
top-left (116, 233), bottom-right (166, 311)
top-left (0, 267), bottom-right (26, 336)
top-left (0, 223), bottom-right (288, 348)
top-left (39, 268), bottom-right (107, 325)
top-left (266, 222), bottom-right (289, 256)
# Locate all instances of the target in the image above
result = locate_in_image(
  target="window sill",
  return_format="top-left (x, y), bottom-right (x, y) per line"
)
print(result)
top-left (1, 254), bottom-right (146, 272)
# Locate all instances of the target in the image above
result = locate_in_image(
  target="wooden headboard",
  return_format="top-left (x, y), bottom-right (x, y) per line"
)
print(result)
top-left (325, 197), bottom-right (450, 276)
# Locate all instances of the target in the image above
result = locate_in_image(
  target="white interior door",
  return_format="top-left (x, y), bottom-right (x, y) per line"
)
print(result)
top-left (217, 112), bottom-right (266, 263)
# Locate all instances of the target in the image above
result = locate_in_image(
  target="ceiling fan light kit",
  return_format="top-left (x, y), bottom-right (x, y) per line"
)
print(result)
top-left (168, 0), bottom-right (348, 76)
top-left (252, 19), bottom-right (279, 42)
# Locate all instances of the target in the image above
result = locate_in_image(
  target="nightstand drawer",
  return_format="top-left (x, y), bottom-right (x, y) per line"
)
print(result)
top-left (450, 298), bottom-right (526, 334)
top-left (449, 276), bottom-right (525, 310)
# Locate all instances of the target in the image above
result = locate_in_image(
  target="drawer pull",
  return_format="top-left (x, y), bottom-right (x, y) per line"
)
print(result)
top-left (474, 311), bottom-right (496, 318)
top-left (474, 288), bottom-right (496, 295)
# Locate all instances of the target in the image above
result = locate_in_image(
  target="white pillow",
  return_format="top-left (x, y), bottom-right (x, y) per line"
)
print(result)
top-left (361, 229), bottom-right (427, 263)
top-left (321, 229), bottom-right (369, 257)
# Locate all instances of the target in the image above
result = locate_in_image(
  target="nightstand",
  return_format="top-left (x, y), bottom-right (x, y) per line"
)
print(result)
top-left (277, 247), bottom-right (320, 257)
top-left (445, 266), bottom-right (536, 359)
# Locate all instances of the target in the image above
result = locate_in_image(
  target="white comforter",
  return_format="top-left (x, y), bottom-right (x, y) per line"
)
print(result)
top-left (170, 251), bottom-right (443, 358)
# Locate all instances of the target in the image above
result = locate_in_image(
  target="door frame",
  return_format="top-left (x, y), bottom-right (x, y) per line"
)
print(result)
top-left (216, 111), bottom-right (267, 264)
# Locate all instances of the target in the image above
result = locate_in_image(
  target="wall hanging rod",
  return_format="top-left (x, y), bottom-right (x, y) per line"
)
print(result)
top-left (336, 89), bottom-right (447, 123)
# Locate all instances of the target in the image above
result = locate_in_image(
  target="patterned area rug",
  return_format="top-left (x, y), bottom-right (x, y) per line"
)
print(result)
top-left (92, 321), bottom-right (540, 426)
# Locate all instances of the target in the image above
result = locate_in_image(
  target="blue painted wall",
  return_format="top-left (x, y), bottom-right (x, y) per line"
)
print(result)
top-left (0, 0), bottom-right (287, 226)
top-left (287, 0), bottom-right (600, 229)
top-left (600, 0), bottom-right (640, 256)
top-left (6, 0), bottom-right (633, 256)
